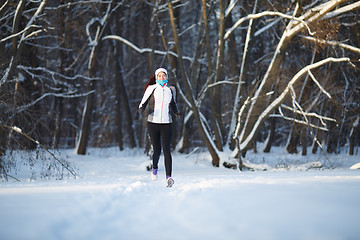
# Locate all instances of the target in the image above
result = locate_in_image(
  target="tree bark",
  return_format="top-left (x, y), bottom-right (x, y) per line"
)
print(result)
top-left (349, 116), bottom-right (359, 156)
top-left (287, 124), bottom-right (299, 154)
top-left (77, 2), bottom-right (116, 154)
top-left (211, 0), bottom-right (226, 151)
top-left (301, 128), bottom-right (307, 156)
top-left (114, 13), bottom-right (137, 149)
top-left (263, 116), bottom-right (276, 153)
top-left (76, 67), bottom-right (97, 155)
top-left (227, 0), bottom-right (258, 149)
top-left (52, 0), bottom-right (69, 149)
top-left (168, 0), bottom-right (220, 166)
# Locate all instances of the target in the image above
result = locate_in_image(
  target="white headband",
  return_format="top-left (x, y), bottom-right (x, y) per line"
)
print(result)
top-left (155, 68), bottom-right (167, 77)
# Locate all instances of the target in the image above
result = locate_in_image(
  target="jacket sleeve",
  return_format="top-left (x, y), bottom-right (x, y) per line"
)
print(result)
top-left (138, 85), bottom-right (155, 114)
top-left (169, 86), bottom-right (180, 116)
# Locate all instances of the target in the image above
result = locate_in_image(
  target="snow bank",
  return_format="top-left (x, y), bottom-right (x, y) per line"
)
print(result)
top-left (0, 147), bottom-right (360, 240)
top-left (350, 162), bottom-right (360, 169)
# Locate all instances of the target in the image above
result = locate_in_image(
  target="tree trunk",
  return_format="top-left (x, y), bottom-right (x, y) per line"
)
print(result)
top-left (52, 0), bottom-right (68, 149)
top-left (76, 74), bottom-right (97, 155)
top-left (168, 0), bottom-right (220, 166)
top-left (0, 124), bottom-right (6, 157)
top-left (326, 107), bottom-right (339, 154)
top-left (227, 0), bottom-right (258, 149)
top-left (52, 97), bottom-right (63, 149)
top-left (114, 16), bottom-right (137, 149)
top-left (211, 0), bottom-right (226, 151)
top-left (225, 1), bottom-right (240, 77)
top-left (177, 112), bottom-right (193, 153)
top-left (77, 3), bottom-right (115, 154)
top-left (263, 116), bottom-right (276, 153)
top-left (76, 22), bottom-right (101, 154)
top-left (287, 125), bottom-right (299, 154)
top-left (148, 0), bottom-right (157, 75)
top-left (349, 117), bottom-right (359, 156)
top-left (301, 128), bottom-right (307, 156)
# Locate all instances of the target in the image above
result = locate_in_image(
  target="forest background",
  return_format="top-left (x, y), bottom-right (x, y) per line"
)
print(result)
top-left (0, 0), bottom-right (359, 179)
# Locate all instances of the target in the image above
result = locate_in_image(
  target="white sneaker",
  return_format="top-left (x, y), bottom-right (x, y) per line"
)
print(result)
top-left (151, 168), bottom-right (158, 181)
top-left (166, 177), bottom-right (174, 187)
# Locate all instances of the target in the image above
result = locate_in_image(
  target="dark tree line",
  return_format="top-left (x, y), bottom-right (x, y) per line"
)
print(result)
top-left (1, 0), bottom-right (359, 176)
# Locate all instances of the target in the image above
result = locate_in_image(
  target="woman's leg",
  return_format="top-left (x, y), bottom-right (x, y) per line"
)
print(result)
top-left (161, 123), bottom-right (173, 177)
top-left (147, 122), bottom-right (161, 169)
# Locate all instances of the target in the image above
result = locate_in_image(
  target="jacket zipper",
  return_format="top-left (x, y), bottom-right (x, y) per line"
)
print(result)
top-left (160, 87), bottom-right (165, 123)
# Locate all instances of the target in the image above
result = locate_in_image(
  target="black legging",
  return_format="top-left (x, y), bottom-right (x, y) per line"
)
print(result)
top-left (147, 122), bottom-right (172, 177)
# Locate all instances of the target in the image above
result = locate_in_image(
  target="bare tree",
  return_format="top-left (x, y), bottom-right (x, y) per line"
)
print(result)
top-left (77, 2), bottom-right (115, 154)
top-left (228, 0), bottom-right (360, 157)
top-left (167, 0), bottom-right (221, 166)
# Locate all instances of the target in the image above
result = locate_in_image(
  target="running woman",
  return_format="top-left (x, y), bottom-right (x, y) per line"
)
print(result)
top-left (138, 68), bottom-right (180, 187)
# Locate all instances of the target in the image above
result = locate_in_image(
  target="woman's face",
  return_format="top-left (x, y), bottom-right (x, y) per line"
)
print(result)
top-left (157, 72), bottom-right (167, 80)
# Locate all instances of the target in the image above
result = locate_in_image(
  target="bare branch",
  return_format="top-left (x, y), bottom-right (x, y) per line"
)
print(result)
top-left (322, 1), bottom-right (360, 20)
top-left (287, 0), bottom-right (348, 38)
top-left (280, 104), bottom-right (336, 125)
top-left (102, 35), bottom-right (193, 62)
top-left (19, 0), bottom-right (47, 44)
top-left (307, 70), bottom-right (332, 99)
top-left (207, 80), bottom-right (238, 88)
top-left (0, 123), bottom-right (77, 179)
top-left (0, 0), bottom-right (9, 12)
top-left (225, 0), bottom-right (237, 17)
top-left (275, 108), bottom-right (329, 132)
top-left (12, 91), bottom-right (95, 116)
top-left (301, 35), bottom-right (360, 55)
top-left (224, 10), bottom-right (314, 40)
top-left (254, 0), bottom-right (323, 37)
top-left (0, 25), bottom-right (42, 43)
top-left (238, 57), bottom-right (351, 150)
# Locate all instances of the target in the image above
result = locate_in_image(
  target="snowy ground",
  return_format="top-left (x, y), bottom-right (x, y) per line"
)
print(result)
top-left (1, 147), bottom-right (360, 240)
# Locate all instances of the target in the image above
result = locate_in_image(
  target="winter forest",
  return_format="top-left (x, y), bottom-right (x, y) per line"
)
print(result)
top-left (1, 0), bottom-right (360, 180)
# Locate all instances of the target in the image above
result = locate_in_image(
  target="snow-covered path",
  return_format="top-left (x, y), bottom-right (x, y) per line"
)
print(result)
top-left (1, 148), bottom-right (360, 240)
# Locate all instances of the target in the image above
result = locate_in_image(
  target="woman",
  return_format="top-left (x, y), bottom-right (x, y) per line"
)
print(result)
top-left (138, 68), bottom-right (180, 187)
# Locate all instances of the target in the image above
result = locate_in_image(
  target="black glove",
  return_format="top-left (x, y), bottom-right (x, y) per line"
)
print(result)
top-left (175, 112), bottom-right (181, 119)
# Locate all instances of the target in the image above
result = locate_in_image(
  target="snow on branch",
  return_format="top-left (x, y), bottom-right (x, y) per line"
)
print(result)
top-left (11, 91), bottom-right (96, 117)
top-left (301, 36), bottom-right (360, 55)
top-left (233, 96), bottom-right (251, 140)
top-left (17, 65), bottom-right (97, 81)
top-left (254, 0), bottom-right (322, 37)
top-left (86, 1), bottom-right (115, 64)
top-left (307, 70), bottom-right (331, 99)
top-left (0, 0), bottom-right (9, 12)
top-left (19, 0), bottom-right (47, 44)
top-left (86, 18), bottom-right (101, 47)
top-left (287, 0), bottom-right (347, 38)
top-left (225, 0), bottom-right (237, 17)
top-left (0, 122), bottom-right (77, 178)
top-left (173, 81), bottom-right (192, 109)
top-left (1, 0), bottom-right (47, 86)
top-left (224, 11), bottom-right (314, 40)
top-left (280, 104), bottom-right (336, 126)
top-left (0, 25), bottom-right (42, 43)
top-left (274, 107), bottom-right (329, 132)
top-left (44, 0), bottom-right (113, 10)
top-left (207, 79), bottom-right (239, 88)
top-left (102, 35), bottom-right (193, 62)
top-left (322, 1), bottom-right (360, 20)
top-left (238, 57), bottom-right (351, 150)
top-left (11, 126), bottom-right (23, 134)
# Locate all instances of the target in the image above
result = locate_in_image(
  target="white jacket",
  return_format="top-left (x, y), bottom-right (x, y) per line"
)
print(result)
top-left (139, 83), bottom-right (179, 124)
